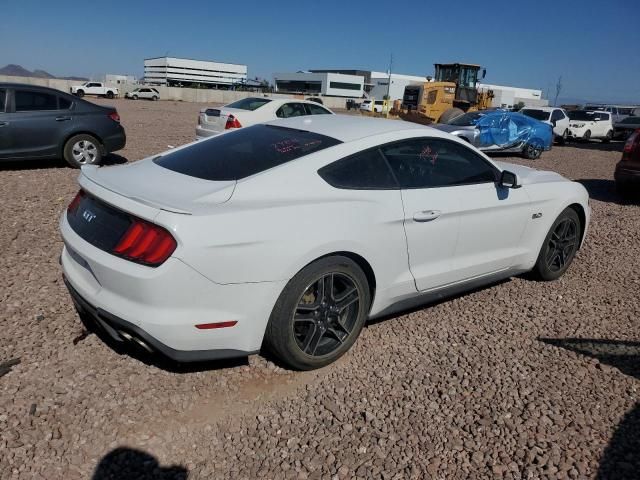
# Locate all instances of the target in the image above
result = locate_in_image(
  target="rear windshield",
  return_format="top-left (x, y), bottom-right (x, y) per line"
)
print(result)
top-left (225, 97), bottom-right (272, 111)
top-left (520, 109), bottom-right (550, 121)
top-left (154, 124), bottom-right (342, 181)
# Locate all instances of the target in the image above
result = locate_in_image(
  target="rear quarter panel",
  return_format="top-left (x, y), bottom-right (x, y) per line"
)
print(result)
top-left (155, 135), bottom-right (419, 312)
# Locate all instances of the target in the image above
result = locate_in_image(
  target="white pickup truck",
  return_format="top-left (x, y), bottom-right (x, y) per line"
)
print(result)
top-left (70, 82), bottom-right (119, 99)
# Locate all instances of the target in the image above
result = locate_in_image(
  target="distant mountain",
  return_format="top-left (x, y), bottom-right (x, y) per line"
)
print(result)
top-left (0, 64), bottom-right (88, 82)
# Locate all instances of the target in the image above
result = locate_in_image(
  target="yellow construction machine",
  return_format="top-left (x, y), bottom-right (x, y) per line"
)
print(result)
top-left (401, 63), bottom-right (494, 124)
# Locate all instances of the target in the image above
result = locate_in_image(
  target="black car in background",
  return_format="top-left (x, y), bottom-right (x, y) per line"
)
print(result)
top-left (0, 83), bottom-right (126, 167)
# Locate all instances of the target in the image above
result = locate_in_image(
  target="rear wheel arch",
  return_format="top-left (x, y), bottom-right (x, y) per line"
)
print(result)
top-left (60, 130), bottom-right (105, 156)
top-left (294, 251), bottom-right (377, 305)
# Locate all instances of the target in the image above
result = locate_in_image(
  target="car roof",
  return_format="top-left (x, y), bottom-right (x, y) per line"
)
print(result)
top-left (521, 106), bottom-right (559, 112)
top-left (0, 82), bottom-right (63, 91)
top-left (266, 114), bottom-right (437, 143)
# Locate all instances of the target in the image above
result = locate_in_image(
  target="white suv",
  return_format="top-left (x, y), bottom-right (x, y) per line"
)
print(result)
top-left (568, 110), bottom-right (614, 143)
top-left (520, 107), bottom-right (570, 144)
top-left (125, 87), bottom-right (160, 101)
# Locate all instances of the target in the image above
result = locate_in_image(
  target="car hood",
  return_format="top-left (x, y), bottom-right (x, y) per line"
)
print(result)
top-left (80, 155), bottom-right (236, 215)
top-left (494, 161), bottom-right (567, 185)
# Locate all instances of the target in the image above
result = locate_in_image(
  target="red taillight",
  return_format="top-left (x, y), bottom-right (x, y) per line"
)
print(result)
top-left (224, 114), bottom-right (242, 130)
top-left (67, 190), bottom-right (85, 214)
top-left (113, 218), bottom-right (176, 266)
top-left (108, 111), bottom-right (120, 122)
top-left (195, 321), bottom-right (238, 330)
top-left (622, 129), bottom-right (640, 161)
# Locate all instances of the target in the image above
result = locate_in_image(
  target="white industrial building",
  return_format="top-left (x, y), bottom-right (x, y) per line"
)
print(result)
top-left (367, 71), bottom-right (428, 102)
top-left (144, 57), bottom-right (248, 88)
top-left (273, 71), bottom-right (364, 97)
top-left (274, 69), bottom-right (426, 99)
top-left (104, 74), bottom-right (137, 85)
top-left (479, 83), bottom-right (548, 108)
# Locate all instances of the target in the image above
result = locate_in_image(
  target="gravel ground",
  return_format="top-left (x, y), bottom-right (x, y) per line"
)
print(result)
top-left (1, 99), bottom-right (638, 479)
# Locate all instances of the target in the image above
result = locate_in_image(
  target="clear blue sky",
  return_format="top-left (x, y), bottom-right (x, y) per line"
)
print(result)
top-left (2, 0), bottom-right (638, 103)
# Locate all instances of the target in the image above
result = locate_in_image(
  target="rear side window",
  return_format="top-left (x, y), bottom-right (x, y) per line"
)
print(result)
top-left (0, 89), bottom-right (5, 112)
top-left (155, 124), bottom-right (341, 181)
top-left (226, 97), bottom-right (271, 111)
top-left (382, 138), bottom-right (498, 189)
top-left (306, 103), bottom-right (331, 115)
top-left (319, 148), bottom-right (397, 190)
top-left (276, 103), bottom-right (308, 118)
top-left (15, 90), bottom-right (59, 111)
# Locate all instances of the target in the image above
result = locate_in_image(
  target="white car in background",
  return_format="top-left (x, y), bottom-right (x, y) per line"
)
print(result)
top-left (125, 87), bottom-right (160, 101)
top-left (195, 97), bottom-right (333, 139)
top-left (360, 99), bottom-right (385, 113)
top-left (568, 110), bottom-right (614, 142)
top-left (70, 82), bottom-right (119, 99)
top-left (60, 116), bottom-right (589, 370)
top-left (520, 107), bottom-right (570, 144)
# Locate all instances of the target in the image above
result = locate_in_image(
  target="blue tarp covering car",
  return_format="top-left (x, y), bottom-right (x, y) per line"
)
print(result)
top-left (434, 110), bottom-right (553, 159)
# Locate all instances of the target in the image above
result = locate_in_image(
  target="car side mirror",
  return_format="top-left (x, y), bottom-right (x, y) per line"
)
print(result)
top-left (551, 119), bottom-right (557, 127)
top-left (499, 170), bottom-right (521, 189)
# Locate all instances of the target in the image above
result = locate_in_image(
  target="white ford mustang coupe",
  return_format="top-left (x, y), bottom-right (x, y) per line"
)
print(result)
top-left (60, 115), bottom-right (590, 370)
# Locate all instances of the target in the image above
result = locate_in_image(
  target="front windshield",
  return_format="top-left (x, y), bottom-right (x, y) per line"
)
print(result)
top-left (568, 110), bottom-right (596, 121)
top-left (449, 111), bottom-right (486, 126)
top-left (521, 109), bottom-right (550, 121)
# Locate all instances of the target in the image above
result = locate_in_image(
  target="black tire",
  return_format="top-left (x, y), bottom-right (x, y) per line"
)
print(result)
top-left (63, 134), bottom-right (103, 168)
top-left (264, 256), bottom-right (371, 370)
top-left (523, 139), bottom-right (543, 159)
top-left (532, 208), bottom-right (581, 281)
top-left (557, 129), bottom-right (567, 145)
top-left (439, 107), bottom-right (465, 124)
top-left (152, 95), bottom-right (158, 101)
top-left (616, 182), bottom-right (635, 201)
top-left (583, 130), bottom-right (591, 141)
top-left (106, 91), bottom-right (114, 99)
top-left (76, 90), bottom-right (85, 98)
top-left (132, 94), bottom-right (138, 100)
top-left (602, 130), bottom-right (613, 143)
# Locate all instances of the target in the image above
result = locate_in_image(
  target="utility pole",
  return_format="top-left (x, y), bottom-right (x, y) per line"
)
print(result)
top-left (554, 76), bottom-right (563, 107)
top-left (386, 53), bottom-right (393, 100)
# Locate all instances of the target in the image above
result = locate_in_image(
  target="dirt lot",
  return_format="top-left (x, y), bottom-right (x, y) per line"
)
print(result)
top-left (1, 99), bottom-right (638, 479)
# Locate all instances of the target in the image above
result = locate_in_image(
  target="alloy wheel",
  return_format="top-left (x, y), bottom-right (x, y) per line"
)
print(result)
top-left (293, 272), bottom-right (360, 357)
top-left (545, 218), bottom-right (578, 272)
top-left (71, 140), bottom-right (98, 164)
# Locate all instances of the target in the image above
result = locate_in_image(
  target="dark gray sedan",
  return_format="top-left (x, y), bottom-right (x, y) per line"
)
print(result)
top-left (0, 83), bottom-right (126, 167)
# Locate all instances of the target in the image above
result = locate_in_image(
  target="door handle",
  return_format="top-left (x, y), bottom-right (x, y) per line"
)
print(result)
top-left (413, 210), bottom-right (442, 222)
top-left (0, 121), bottom-right (8, 127)
top-left (55, 116), bottom-right (72, 121)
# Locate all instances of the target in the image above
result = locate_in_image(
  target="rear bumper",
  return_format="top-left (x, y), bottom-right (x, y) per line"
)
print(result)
top-left (60, 212), bottom-right (287, 361)
top-left (195, 125), bottom-right (222, 140)
top-left (102, 126), bottom-right (126, 153)
top-left (64, 276), bottom-right (253, 362)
